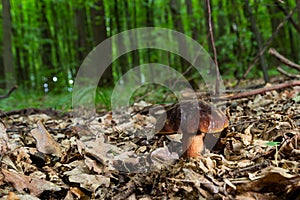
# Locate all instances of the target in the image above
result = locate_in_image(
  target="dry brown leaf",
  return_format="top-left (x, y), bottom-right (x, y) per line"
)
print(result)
top-left (183, 168), bottom-right (219, 194)
top-left (30, 120), bottom-right (61, 156)
top-left (235, 191), bottom-right (279, 200)
top-left (0, 119), bottom-right (9, 154)
top-left (150, 144), bottom-right (179, 169)
top-left (68, 174), bottom-right (110, 192)
top-left (2, 169), bottom-right (61, 197)
top-left (238, 167), bottom-right (300, 194)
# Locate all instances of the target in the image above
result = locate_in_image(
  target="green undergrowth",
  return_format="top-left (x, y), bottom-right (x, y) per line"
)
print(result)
top-left (0, 84), bottom-right (177, 113)
top-left (0, 88), bottom-right (72, 112)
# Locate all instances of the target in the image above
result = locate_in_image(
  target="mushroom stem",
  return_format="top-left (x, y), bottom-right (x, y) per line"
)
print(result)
top-left (182, 132), bottom-right (205, 158)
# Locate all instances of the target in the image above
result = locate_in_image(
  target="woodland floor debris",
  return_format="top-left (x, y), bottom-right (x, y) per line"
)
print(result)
top-left (0, 84), bottom-right (299, 199)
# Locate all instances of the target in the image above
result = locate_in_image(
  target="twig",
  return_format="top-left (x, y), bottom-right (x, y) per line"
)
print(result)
top-left (206, 0), bottom-right (220, 95)
top-left (0, 85), bottom-right (18, 100)
top-left (277, 67), bottom-right (300, 78)
top-left (226, 80), bottom-right (300, 100)
top-left (275, 0), bottom-right (300, 33)
top-left (269, 48), bottom-right (300, 71)
top-left (236, 6), bottom-right (297, 87)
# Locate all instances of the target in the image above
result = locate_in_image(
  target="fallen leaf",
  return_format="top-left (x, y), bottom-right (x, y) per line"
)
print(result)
top-left (2, 169), bottom-right (61, 197)
top-left (68, 174), bottom-right (110, 192)
top-left (150, 143), bottom-right (179, 169)
top-left (30, 120), bottom-right (61, 156)
top-left (0, 119), bottom-right (9, 154)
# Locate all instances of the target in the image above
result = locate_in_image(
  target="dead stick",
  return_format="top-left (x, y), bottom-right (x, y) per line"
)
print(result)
top-left (269, 48), bottom-right (300, 71)
top-left (277, 67), bottom-right (300, 78)
top-left (0, 85), bottom-right (18, 100)
top-left (226, 80), bottom-right (300, 100)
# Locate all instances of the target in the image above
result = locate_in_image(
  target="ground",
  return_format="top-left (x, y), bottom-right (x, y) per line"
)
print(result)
top-left (0, 80), bottom-right (299, 200)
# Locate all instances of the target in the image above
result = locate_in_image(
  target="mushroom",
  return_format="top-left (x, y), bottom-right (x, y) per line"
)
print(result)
top-left (161, 100), bottom-right (228, 158)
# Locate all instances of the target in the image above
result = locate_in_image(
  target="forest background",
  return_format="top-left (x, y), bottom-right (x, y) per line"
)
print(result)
top-left (1, 0), bottom-right (300, 110)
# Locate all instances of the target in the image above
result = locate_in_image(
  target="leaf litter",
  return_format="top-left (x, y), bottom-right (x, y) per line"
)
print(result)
top-left (0, 86), bottom-right (299, 199)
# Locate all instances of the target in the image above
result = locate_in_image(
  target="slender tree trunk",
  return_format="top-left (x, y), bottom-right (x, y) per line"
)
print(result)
top-left (16, 4), bottom-right (29, 89)
top-left (186, 0), bottom-right (198, 41)
top-left (217, 1), bottom-right (226, 37)
top-left (298, 0), bottom-right (300, 30)
top-left (2, 0), bottom-right (15, 89)
top-left (40, 1), bottom-right (54, 92)
top-left (91, 0), bottom-right (113, 86)
top-left (145, 0), bottom-right (154, 64)
top-left (0, 54), bottom-right (4, 89)
top-left (267, 4), bottom-right (284, 50)
top-left (203, 0), bottom-right (213, 54)
top-left (124, 0), bottom-right (140, 82)
top-left (114, 0), bottom-right (129, 79)
top-left (170, 0), bottom-right (189, 72)
top-left (228, 0), bottom-right (245, 77)
top-left (75, 6), bottom-right (88, 64)
top-left (244, 0), bottom-right (269, 83)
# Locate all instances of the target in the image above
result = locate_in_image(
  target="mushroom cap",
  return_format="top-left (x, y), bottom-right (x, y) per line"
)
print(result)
top-left (197, 101), bottom-right (229, 133)
top-left (163, 100), bottom-right (228, 134)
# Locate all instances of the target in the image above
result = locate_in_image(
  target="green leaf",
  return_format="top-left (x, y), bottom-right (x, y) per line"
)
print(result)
top-left (265, 141), bottom-right (280, 146)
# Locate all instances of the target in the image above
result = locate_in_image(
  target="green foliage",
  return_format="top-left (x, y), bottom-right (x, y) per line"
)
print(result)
top-left (0, 88), bottom-right (72, 111)
top-left (0, 86), bottom-right (117, 112)
top-left (1, 0), bottom-right (299, 110)
top-left (130, 84), bottom-right (177, 105)
top-left (265, 141), bottom-right (280, 147)
top-left (95, 87), bottom-right (112, 110)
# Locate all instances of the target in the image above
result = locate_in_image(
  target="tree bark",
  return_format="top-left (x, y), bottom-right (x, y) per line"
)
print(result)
top-left (91, 0), bottom-right (113, 86)
top-left (2, 0), bottom-right (15, 89)
top-left (113, 0), bottom-right (129, 79)
top-left (170, 0), bottom-right (189, 71)
top-left (185, 0), bottom-right (198, 41)
top-left (75, 5), bottom-right (88, 63)
top-left (244, 0), bottom-right (269, 83)
top-left (298, 0), bottom-right (300, 30)
top-left (40, 1), bottom-right (54, 92)
top-left (124, 0), bottom-right (140, 82)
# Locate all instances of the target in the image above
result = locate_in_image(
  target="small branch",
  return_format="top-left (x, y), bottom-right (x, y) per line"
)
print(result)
top-left (236, 6), bottom-right (297, 87)
top-left (0, 85), bottom-right (18, 100)
top-left (269, 48), bottom-right (300, 71)
top-left (226, 80), bottom-right (300, 100)
top-left (275, 0), bottom-right (300, 33)
top-left (276, 67), bottom-right (300, 78)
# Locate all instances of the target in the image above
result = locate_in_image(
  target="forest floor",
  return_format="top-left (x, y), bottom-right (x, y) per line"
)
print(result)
top-left (0, 77), bottom-right (299, 200)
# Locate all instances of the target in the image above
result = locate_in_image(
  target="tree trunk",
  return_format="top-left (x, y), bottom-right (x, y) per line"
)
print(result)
top-left (267, 3), bottom-right (285, 50)
top-left (113, 0), bottom-right (129, 79)
top-left (2, 0), bottom-right (15, 89)
top-left (0, 54), bottom-right (4, 89)
top-left (203, 0), bottom-right (213, 54)
top-left (298, 0), bottom-right (300, 30)
top-left (217, 1), bottom-right (226, 38)
top-left (186, 0), bottom-right (198, 41)
top-left (40, 1), bottom-right (54, 92)
top-left (170, 0), bottom-right (189, 72)
top-left (75, 5), bottom-right (88, 64)
top-left (244, 0), bottom-right (269, 83)
top-left (124, 0), bottom-right (140, 82)
top-left (14, 3), bottom-right (29, 89)
top-left (91, 0), bottom-right (113, 86)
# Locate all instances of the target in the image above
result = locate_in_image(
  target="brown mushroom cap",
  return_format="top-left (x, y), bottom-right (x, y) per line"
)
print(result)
top-left (197, 101), bottom-right (229, 134)
top-left (160, 100), bottom-right (228, 158)
top-left (162, 100), bottom-right (228, 134)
